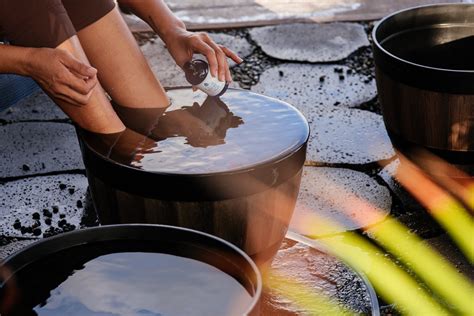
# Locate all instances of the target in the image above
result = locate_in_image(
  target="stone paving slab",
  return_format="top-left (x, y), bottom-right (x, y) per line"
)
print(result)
top-left (253, 63), bottom-right (393, 164)
top-left (394, 210), bottom-right (446, 239)
top-left (369, 163), bottom-right (446, 238)
top-left (308, 106), bottom-right (394, 165)
top-left (126, 0), bottom-right (461, 31)
top-left (291, 166), bottom-right (391, 237)
top-left (0, 174), bottom-right (88, 238)
top-left (141, 39), bottom-right (187, 87)
top-left (0, 122), bottom-right (84, 178)
top-left (209, 33), bottom-right (255, 66)
top-left (0, 91), bottom-right (67, 123)
top-left (0, 239), bottom-right (36, 262)
top-left (141, 33), bottom-right (253, 88)
top-left (252, 64), bottom-right (377, 116)
top-left (249, 23), bottom-right (369, 62)
top-left (378, 159), bottom-right (423, 210)
top-left (424, 234), bottom-right (473, 280)
top-left (378, 159), bottom-right (451, 239)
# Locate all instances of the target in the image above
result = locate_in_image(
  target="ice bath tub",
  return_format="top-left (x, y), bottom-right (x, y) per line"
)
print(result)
top-left (0, 225), bottom-right (262, 316)
top-left (373, 3), bottom-right (474, 175)
top-left (77, 88), bottom-right (309, 267)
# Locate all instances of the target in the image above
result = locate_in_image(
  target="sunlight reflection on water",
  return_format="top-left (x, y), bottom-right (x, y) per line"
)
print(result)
top-left (133, 89), bottom-right (309, 174)
top-left (35, 253), bottom-right (252, 316)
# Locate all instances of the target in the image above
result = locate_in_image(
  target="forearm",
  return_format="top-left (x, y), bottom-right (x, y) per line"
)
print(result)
top-left (0, 44), bottom-right (32, 75)
top-left (117, 0), bottom-right (186, 43)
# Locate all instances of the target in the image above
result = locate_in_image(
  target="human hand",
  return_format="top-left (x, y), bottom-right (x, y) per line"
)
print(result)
top-left (163, 29), bottom-right (243, 83)
top-left (26, 48), bottom-right (98, 106)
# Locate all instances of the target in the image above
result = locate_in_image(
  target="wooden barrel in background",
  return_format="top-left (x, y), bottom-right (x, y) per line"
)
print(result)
top-left (373, 3), bottom-right (474, 175)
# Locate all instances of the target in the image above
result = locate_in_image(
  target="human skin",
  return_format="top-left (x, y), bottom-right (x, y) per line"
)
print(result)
top-left (0, 0), bottom-right (242, 133)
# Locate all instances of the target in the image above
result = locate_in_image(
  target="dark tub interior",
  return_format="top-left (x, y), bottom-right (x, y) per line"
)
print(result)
top-left (381, 25), bottom-right (474, 70)
top-left (0, 226), bottom-right (261, 316)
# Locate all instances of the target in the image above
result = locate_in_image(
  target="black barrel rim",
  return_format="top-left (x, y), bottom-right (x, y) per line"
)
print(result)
top-left (373, 3), bottom-right (474, 94)
top-left (0, 224), bottom-right (262, 316)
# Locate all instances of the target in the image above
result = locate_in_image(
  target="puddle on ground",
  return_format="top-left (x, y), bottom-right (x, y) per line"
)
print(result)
top-left (263, 238), bottom-right (372, 315)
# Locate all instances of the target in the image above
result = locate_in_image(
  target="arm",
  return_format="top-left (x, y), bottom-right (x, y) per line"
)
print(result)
top-left (0, 45), bottom-right (31, 75)
top-left (117, 0), bottom-right (242, 82)
top-left (117, 0), bottom-right (185, 43)
top-left (0, 44), bottom-right (97, 106)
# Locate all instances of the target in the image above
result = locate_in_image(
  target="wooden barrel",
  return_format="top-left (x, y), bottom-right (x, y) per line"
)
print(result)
top-left (78, 88), bottom-right (309, 267)
top-left (373, 4), bottom-right (474, 175)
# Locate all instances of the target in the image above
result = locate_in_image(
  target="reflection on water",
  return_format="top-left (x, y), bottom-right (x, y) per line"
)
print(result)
top-left (17, 252), bottom-right (251, 316)
top-left (133, 89), bottom-right (309, 174)
top-left (82, 89), bottom-right (309, 174)
top-left (449, 119), bottom-right (474, 151)
top-left (150, 96), bottom-right (243, 148)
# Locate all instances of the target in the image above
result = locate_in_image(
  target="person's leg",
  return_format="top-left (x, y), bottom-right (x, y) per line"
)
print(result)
top-left (0, 0), bottom-right (125, 133)
top-left (65, 3), bottom-right (170, 110)
top-left (56, 37), bottom-right (125, 133)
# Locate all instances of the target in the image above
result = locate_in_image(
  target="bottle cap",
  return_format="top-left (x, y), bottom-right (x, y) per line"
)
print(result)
top-left (184, 60), bottom-right (209, 85)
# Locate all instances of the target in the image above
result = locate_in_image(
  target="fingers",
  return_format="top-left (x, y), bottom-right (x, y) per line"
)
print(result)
top-left (192, 39), bottom-right (219, 79)
top-left (194, 33), bottom-right (243, 83)
top-left (59, 50), bottom-right (97, 78)
top-left (48, 70), bottom-right (97, 106)
top-left (31, 49), bottom-right (97, 106)
top-left (63, 72), bottom-right (98, 95)
top-left (47, 76), bottom-right (95, 106)
top-left (219, 45), bottom-right (243, 82)
top-left (55, 93), bottom-right (85, 107)
top-left (54, 51), bottom-right (97, 105)
top-left (202, 36), bottom-right (229, 82)
top-left (56, 85), bottom-right (94, 106)
top-left (221, 46), bottom-right (243, 64)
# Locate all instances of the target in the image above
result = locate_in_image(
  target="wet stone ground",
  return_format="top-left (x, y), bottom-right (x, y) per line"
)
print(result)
top-left (1, 21), bottom-right (471, 315)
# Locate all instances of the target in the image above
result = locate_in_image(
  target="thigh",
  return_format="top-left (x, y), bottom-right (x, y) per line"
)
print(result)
top-left (0, 0), bottom-right (76, 48)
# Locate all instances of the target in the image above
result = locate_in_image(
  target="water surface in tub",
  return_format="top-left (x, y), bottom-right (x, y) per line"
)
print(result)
top-left (5, 251), bottom-right (253, 316)
top-left (85, 89), bottom-right (309, 174)
top-left (381, 25), bottom-right (474, 70)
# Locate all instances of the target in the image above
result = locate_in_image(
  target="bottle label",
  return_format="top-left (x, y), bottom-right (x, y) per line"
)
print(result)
top-left (196, 72), bottom-right (226, 97)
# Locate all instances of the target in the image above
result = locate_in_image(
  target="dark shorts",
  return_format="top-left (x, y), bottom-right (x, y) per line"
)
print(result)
top-left (0, 0), bottom-right (115, 48)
